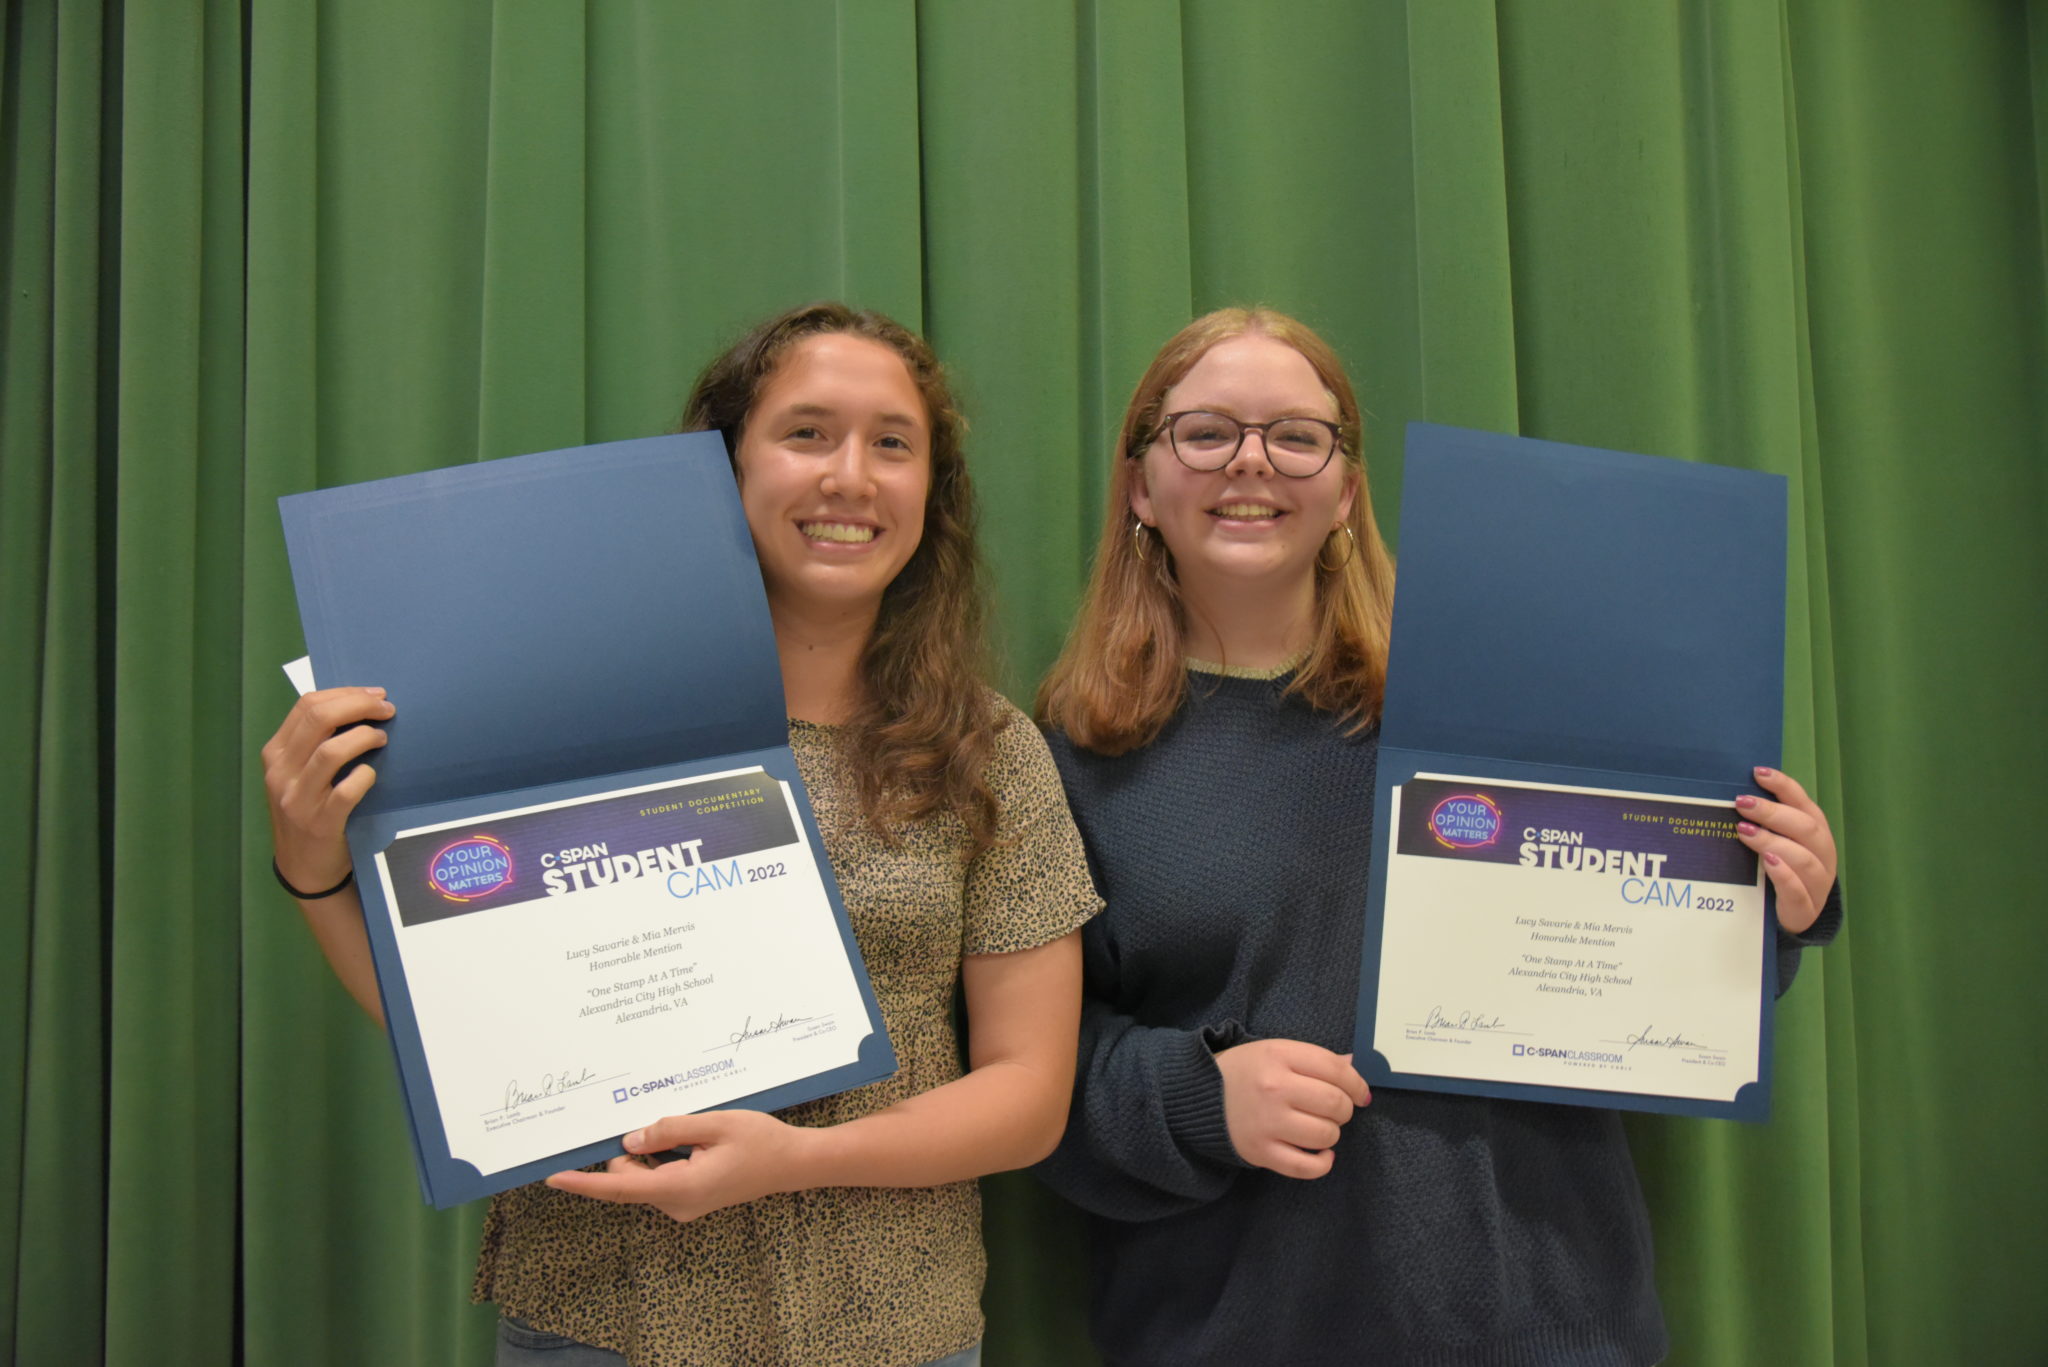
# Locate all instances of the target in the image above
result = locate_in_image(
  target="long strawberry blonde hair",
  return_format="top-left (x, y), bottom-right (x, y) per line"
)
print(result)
top-left (1036, 307), bottom-right (1396, 754)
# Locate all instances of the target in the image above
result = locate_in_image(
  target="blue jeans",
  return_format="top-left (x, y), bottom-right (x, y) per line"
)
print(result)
top-left (496, 1316), bottom-right (983, 1367)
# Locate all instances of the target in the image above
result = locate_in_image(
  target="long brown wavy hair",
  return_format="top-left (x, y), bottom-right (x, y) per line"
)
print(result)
top-left (681, 302), bottom-right (1002, 854)
top-left (1037, 307), bottom-right (1397, 754)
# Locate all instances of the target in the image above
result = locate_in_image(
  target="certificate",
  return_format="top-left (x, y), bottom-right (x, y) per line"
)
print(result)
top-left (1353, 424), bottom-right (1788, 1121)
top-left (280, 434), bottom-right (896, 1205)
top-left (1374, 773), bottom-right (1764, 1103)
top-left (374, 767), bottom-right (874, 1182)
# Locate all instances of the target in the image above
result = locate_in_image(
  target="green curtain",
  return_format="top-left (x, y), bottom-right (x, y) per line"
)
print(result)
top-left (4, 2), bottom-right (2043, 1363)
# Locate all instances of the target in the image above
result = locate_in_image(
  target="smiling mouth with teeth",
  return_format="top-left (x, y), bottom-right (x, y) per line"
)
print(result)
top-left (800, 522), bottom-right (878, 543)
top-left (1210, 503), bottom-right (1281, 519)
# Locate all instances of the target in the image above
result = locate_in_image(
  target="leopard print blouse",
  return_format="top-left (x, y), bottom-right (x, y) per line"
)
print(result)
top-left (473, 697), bottom-right (1101, 1366)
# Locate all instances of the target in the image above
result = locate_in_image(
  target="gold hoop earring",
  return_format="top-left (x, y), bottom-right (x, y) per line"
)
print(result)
top-left (1317, 525), bottom-right (1357, 572)
top-left (1132, 517), bottom-right (1152, 563)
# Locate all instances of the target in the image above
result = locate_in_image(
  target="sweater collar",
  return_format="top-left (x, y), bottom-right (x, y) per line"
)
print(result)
top-left (1184, 651), bottom-right (1307, 682)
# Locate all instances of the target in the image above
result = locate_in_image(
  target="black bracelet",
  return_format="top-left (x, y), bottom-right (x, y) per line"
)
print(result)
top-left (273, 857), bottom-right (355, 900)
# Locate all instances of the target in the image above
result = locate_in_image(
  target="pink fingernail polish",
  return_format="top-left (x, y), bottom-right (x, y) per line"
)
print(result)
top-left (1754, 766), bottom-right (1774, 778)
top-left (1735, 794), bottom-right (1757, 809)
top-left (1738, 821), bottom-right (1758, 836)
top-left (1764, 851), bottom-right (1782, 866)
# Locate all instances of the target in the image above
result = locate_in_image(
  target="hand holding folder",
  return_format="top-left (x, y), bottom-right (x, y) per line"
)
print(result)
top-left (277, 434), bottom-right (896, 1206)
top-left (1353, 424), bottom-right (1791, 1121)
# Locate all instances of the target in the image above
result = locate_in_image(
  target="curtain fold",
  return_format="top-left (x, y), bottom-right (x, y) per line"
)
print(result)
top-left (104, 1), bottom-right (245, 1361)
top-left (3, 2), bottom-right (2044, 1363)
top-left (1786, 3), bottom-right (2048, 1361)
top-left (4, 5), bottom-right (110, 1363)
top-left (477, 0), bottom-right (588, 463)
top-left (1075, 0), bottom-right (1194, 547)
top-left (917, 2), bottom-right (1093, 691)
top-left (1, 1), bottom-right (59, 1356)
top-left (1404, 1), bottom-right (1519, 434)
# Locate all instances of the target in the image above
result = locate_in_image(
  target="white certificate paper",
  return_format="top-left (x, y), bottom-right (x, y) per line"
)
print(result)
top-left (1373, 773), bottom-right (1766, 1103)
top-left (372, 765), bottom-right (873, 1179)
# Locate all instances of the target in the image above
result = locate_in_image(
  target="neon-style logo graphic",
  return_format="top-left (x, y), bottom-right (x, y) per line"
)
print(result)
top-left (1429, 794), bottom-right (1503, 850)
top-left (427, 835), bottom-right (515, 902)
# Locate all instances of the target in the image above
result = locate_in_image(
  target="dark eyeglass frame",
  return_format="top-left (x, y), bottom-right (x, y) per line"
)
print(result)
top-left (1153, 410), bottom-right (1346, 477)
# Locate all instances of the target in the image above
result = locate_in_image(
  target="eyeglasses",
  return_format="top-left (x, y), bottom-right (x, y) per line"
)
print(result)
top-left (1155, 411), bottom-right (1344, 478)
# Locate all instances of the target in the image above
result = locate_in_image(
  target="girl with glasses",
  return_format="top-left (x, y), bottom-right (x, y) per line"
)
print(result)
top-left (263, 302), bottom-right (1101, 1367)
top-left (1034, 307), bottom-right (1841, 1366)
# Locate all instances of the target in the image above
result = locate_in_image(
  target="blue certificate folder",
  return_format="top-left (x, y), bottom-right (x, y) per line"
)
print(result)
top-left (1352, 423), bottom-right (1787, 1121)
top-left (279, 433), bottom-right (896, 1207)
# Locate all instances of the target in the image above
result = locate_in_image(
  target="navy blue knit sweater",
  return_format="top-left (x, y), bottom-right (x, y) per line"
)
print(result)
top-left (1036, 668), bottom-right (1841, 1367)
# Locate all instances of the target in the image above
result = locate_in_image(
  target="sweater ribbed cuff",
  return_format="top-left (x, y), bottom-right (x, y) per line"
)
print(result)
top-left (1780, 878), bottom-right (1844, 948)
top-left (1159, 1022), bottom-right (1248, 1168)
